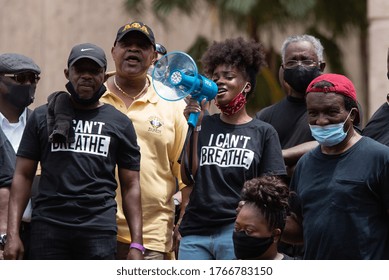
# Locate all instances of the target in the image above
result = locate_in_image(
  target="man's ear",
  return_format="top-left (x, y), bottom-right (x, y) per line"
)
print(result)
top-left (350, 107), bottom-right (360, 125)
top-left (64, 68), bottom-right (69, 80)
top-left (151, 51), bottom-right (158, 65)
top-left (103, 73), bottom-right (109, 83)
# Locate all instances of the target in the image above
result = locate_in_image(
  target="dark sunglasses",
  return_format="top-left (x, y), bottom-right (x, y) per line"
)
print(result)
top-left (2, 72), bottom-right (40, 84)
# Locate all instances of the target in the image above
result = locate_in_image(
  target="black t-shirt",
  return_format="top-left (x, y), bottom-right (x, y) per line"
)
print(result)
top-left (255, 96), bottom-right (314, 149)
top-left (179, 115), bottom-right (286, 236)
top-left (18, 103), bottom-right (140, 233)
top-left (290, 137), bottom-right (389, 259)
top-left (362, 102), bottom-right (389, 146)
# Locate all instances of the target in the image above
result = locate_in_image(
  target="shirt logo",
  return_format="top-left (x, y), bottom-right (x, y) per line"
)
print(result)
top-left (200, 133), bottom-right (254, 169)
top-left (148, 116), bottom-right (163, 134)
top-left (51, 120), bottom-right (110, 157)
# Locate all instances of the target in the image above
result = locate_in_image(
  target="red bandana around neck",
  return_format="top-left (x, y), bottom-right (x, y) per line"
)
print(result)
top-left (215, 83), bottom-right (248, 116)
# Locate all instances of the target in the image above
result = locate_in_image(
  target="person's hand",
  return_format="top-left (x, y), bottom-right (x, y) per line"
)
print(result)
top-left (3, 235), bottom-right (24, 260)
top-left (183, 97), bottom-right (202, 120)
top-left (183, 97), bottom-right (208, 125)
top-left (172, 223), bottom-right (182, 259)
top-left (127, 248), bottom-right (144, 260)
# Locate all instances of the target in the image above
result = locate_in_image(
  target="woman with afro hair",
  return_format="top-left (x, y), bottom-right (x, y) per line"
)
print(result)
top-left (177, 37), bottom-right (286, 260)
top-left (233, 175), bottom-right (292, 260)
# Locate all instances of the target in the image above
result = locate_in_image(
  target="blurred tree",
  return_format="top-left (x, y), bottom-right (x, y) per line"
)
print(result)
top-left (124, 0), bottom-right (367, 115)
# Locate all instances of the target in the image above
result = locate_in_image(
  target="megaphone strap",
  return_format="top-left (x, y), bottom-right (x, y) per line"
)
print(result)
top-left (179, 126), bottom-right (195, 186)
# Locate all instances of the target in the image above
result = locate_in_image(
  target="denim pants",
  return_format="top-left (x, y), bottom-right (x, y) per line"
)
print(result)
top-left (178, 222), bottom-right (236, 260)
top-left (29, 220), bottom-right (116, 260)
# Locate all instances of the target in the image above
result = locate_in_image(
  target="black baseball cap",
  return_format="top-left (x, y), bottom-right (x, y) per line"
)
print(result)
top-left (115, 21), bottom-right (156, 48)
top-left (67, 43), bottom-right (107, 69)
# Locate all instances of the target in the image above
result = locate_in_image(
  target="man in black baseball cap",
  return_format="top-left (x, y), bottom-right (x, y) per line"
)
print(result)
top-left (64, 43), bottom-right (108, 106)
top-left (101, 20), bottom-right (189, 261)
top-left (67, 43), bottom-right (107, 70)
top-left (3, 43), bottom-right (144, 260)
top-left (114, 21), bottom-right (156, 48)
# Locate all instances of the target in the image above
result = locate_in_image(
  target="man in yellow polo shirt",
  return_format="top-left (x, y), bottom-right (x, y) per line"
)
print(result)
top-left (101, 21), bottom-right (188, 260)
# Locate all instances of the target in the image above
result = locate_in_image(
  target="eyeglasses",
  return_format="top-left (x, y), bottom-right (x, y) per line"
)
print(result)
top-left (283, 60), bottom-right (319, 69)
top-left (1, 72), bottom-right (40, 84)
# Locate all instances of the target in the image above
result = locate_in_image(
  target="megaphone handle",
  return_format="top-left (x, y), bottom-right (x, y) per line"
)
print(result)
top-left (188, 111), bottom-right (199, 128)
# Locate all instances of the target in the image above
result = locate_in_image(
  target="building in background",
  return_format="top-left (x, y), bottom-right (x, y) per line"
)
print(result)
top-left (0, 0), bottom-right (386, 123)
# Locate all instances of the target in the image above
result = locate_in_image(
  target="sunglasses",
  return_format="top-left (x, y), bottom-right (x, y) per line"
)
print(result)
top-left (2, 72), bottom-right (40, 84)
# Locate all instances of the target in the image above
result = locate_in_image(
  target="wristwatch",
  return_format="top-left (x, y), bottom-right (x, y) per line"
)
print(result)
top-left (0, 233), bottom-right (7, 247)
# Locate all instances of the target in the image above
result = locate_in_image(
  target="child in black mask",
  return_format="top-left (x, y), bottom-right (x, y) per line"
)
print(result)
top-left (233, 175), bottom-right (293, 260)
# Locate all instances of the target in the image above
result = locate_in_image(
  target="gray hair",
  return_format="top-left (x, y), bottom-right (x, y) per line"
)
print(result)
top-left (281, 34), bottom-right (324, 62)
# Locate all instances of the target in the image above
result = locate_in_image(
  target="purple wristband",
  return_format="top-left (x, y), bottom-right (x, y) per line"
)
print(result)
top-left (130, 242), bottom-right (145, 254)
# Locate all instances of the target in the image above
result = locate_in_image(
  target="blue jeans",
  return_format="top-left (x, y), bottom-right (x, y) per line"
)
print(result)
top-left (29, 220), bottom-right (116, 260)
top-left (178, 222), bottom-right (236, 260)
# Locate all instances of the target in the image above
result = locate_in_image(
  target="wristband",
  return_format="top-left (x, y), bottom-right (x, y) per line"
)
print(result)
top-left (130, 242), bottom-right (145, 254)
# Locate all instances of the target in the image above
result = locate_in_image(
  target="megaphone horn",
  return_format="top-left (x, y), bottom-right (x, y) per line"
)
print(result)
top-left (152, 51), bottom-right (218, 127)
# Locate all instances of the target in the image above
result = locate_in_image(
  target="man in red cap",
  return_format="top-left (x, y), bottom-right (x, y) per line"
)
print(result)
top-left (283, 73), bottom-right (389, 259)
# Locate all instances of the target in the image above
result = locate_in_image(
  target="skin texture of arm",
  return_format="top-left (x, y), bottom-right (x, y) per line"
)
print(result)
top-left (180, 98), bottom-right (209, 186)
top-left (0, 187), bottom-right (10, 233)
top-left (282, 141), bottom-right (318, 177)
top-left (0, 187), bottom-right (10, 259)
top-left (282, 140), bottom-right (318, 166)
top-left (3, 157), bottom-right (37, 260)
top-left (118, 168), bottom-right (144, 260)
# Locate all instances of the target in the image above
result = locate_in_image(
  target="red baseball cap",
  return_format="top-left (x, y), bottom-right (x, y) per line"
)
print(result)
top-left (306, 73), bottom-right (357, 102)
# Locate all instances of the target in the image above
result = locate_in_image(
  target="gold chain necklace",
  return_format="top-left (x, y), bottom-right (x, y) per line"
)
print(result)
top-left (113, 76), bottom-right (149, 100)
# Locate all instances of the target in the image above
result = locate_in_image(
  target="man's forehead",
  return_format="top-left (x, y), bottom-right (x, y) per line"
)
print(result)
top-left (285, 41), bottom-right (316, 57)
top-left (306, 92), bottom-right (344, 108)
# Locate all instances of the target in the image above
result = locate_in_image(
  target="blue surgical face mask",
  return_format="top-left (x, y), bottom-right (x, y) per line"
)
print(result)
top-left (309, 110), bottom-right (353, 147)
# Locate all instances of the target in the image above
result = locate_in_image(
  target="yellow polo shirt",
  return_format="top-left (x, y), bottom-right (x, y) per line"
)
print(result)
top-left (101, 75), bottom-right (188, 253)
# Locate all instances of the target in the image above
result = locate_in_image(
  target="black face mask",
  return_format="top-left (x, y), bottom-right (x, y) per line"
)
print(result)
top-left (5, 83), bottom-right (35, 109)
top-left (65, 82), bottom-right (106, 106)
top-left (283, 66), bottom-right (321, 94)
top-left (232, 230), bottom-right (274, 260)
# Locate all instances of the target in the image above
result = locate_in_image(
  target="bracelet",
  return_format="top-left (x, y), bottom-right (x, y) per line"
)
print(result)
top-left (195, 125), bottom-right (201, 132)
top-left (130, 242), bottom-right (145, 254)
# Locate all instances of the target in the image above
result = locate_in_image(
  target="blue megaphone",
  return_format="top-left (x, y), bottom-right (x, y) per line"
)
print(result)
top-left (152, 51), bottom-right (218, 127)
